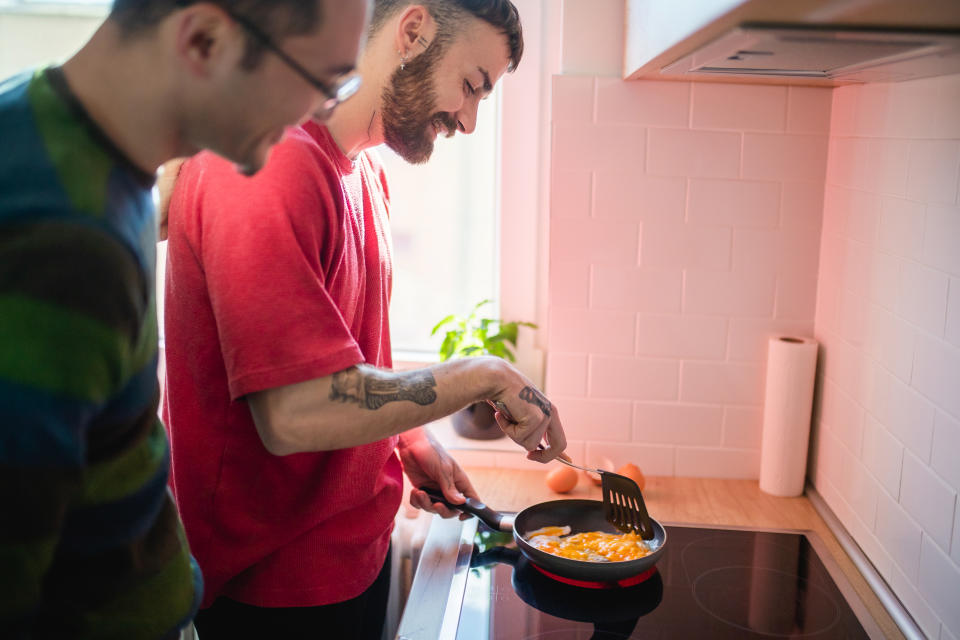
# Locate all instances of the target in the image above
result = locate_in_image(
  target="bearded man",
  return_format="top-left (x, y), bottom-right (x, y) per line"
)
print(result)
top-left (160, 1), bottom-right (567, 638)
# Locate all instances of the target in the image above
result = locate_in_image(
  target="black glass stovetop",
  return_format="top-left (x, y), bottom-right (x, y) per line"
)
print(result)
top-left (454, 523), bottom-right (881, 639)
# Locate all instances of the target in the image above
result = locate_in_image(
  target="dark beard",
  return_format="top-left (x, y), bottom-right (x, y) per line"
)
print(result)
top-left (381, 41), bottom-right (458, 164)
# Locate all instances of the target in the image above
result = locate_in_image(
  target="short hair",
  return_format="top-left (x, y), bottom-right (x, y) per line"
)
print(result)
top-left (371, 0), bottom-right (523, 71)
top-left (109, 0), bottom-right (322, 69)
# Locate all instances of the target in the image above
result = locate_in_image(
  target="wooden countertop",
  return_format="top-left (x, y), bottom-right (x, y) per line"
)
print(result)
top-left (455, 467), bottom-right (905, 640)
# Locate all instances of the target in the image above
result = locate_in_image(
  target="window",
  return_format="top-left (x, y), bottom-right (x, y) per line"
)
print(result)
top-left (0, 2), bottom-right (104, 79)
top-left (381, 92), bottom-right (501, 358)
top-left (7, 1), bottom-right (107, 4)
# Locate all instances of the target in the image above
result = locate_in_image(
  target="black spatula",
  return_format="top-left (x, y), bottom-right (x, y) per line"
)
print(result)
top-left (488, 400), bottom-right (656, 540)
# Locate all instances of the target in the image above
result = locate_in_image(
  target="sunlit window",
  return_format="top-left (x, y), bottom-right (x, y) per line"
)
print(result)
top-left (380, 93), bottom-right (500, 358)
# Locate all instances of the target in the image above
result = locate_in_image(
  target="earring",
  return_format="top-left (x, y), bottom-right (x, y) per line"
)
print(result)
top-left (399, 50), bottom-right (407, 71)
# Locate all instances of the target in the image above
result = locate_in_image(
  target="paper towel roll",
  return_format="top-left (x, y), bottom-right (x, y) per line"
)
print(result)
top-left (759, 336), bottom-right (819, 497)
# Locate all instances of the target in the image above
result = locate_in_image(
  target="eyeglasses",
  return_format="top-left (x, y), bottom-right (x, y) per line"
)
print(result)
top-left (225, 9), bottom-right (362, 119)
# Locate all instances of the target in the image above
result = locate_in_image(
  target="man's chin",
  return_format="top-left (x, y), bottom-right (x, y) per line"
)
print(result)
top-left (393, 139), bottom-right (434, 165)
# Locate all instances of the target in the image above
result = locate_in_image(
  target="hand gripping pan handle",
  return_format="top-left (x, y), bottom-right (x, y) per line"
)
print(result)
top-left (420, 487), bottom-right (515, 532)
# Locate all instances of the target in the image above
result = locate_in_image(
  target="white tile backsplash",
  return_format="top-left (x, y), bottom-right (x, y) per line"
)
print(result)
top-left (932, 411), bottom-right (960, 492)
top-left (786, 86), bottom-right (833, 134)
top-left (635, 313), bottom-right (728, 360)
top-left (593, 173), bottom-right (686, 223)
top-left (679, 360), bottom-right (765, 405)
top-left (588, 355), bottom-right (679, 401)
top-left (811, 75), bottom-right (960, 639)
top-left (919, 534), bottom-right (960, 636)
top-left (868, 366), bottom-right (936, 462)
top-left (590, 265), bottom-right (683, 313)
top-left (952, 504), bottom-right (960, 566)
top-left (947, 278), bottom-right (960, 348)
top-left (875, 489), bottom-right (923, 583)
top-left (632, 402), bottom-right (723, 446)
top-left (595, 77), bottom-right (690, 128)
top-left (584, 441), bottom-right (676, 477)
top-left (922, 204), bottom-right (960, 277)
top-left (546, 64), bottom-right (958, 640)
top-left (742, 133), bottom-right (829, 182)
top-left (901, 452), bottom-right (959, 552)
top-left (687, 178), bottom-right (781, 228)
top-left (878, 196), bottom-right (926, 259)
top-left (862, 414), bottom-right (904, 499)
top-left (891, 561), bottom-right (946, 640)
top-left (906, 139), bottom-right (960, 205)
top-left (675, 446), bottom-right (760, 479)
top-left (897, 261), bottom-right (949, 336)
top-left (912, 334), bottom-right (960, 421)
top-left (646, 128), bottom-right (741, 179)
top-left (722, 406), bottom-right (763, 449)
top-left (691, 83), bottom-right (788, 132)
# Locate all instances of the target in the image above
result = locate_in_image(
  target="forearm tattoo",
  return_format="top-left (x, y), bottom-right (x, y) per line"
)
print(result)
top-left (519, 385), bottom-right (551, 417)
top-left (329, 366), bottom-right (438, 410)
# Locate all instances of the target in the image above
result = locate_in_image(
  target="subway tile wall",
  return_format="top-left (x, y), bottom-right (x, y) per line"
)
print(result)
top-left (544, 76), bottom-right (831, 479)
top-left (811, 74), bottom-right (960, 640)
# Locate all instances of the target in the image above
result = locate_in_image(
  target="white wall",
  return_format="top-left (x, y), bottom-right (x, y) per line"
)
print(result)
top-left (812, 73), bottom-right (960, 640)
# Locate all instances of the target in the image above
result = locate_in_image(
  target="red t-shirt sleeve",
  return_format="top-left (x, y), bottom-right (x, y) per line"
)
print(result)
top-left (180, 133), bottom-right (364, 400)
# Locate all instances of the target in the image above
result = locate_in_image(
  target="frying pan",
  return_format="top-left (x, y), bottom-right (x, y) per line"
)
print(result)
top-left (472, 546), bottom-right (663, 637)
top-left (422, 488), bottom-right (668, 583)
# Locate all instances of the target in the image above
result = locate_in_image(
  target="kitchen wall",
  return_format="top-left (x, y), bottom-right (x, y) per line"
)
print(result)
top-left (534, 2), bottom-right (959, 635)
top-left (542, 1), bottom-right (832, 480)
top-left (810, 74), bottom-right (960, 640)
top-left (544, 76), bottom-right (832, 478)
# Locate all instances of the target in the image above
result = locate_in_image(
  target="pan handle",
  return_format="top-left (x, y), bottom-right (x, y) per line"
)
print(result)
top-left (419, 487), bottom-right (514, 532)
top-left (471, 546), bottom-right (521, 569)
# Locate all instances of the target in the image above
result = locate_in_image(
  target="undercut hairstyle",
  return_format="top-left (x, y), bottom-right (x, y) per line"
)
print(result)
top-left (109, 0), bottom-right (322, 69)
top-left (371, 0), bottom-right (523, 71)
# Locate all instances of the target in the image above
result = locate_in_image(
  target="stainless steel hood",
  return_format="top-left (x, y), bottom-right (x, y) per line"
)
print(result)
top-left (660, 24), bottom-right (960, 83)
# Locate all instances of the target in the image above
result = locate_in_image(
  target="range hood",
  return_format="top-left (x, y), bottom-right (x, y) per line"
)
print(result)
top-left (661, 24), bottom-right (960, 83)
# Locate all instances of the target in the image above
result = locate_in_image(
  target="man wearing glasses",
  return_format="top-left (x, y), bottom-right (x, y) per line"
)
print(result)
top-left (161, 0), bottom-right (567, 638)
top-left (0, 1), bottom-right (369, 638)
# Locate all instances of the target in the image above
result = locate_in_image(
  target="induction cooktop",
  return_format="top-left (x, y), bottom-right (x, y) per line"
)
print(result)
top-left (453, 522), bottom-right (883, 640)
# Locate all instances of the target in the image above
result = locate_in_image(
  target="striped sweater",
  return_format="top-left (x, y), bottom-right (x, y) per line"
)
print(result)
top-left (0, 67), bottom-right (201, 639)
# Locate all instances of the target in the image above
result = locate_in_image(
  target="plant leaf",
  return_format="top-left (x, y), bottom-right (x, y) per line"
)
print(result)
top-left (495, 323), bottom-right (519, 345)
top-left (430, 314), bottom-right (457, 336)
top-left (430, 299), bottom-right (536, 362)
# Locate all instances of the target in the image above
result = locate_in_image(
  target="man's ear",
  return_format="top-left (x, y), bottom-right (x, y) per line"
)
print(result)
top-left (393, 5), bottom-right (438, 65)
top-left (172, 4), bottom-right (242, 77)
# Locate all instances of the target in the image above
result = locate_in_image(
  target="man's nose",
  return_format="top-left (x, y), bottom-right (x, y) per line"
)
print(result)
top-left (455, 101), bottom-right (480, 135)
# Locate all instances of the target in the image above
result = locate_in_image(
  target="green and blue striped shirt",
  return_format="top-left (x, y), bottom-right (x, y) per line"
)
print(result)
top-left (0, 67), bottom-right (201, 639)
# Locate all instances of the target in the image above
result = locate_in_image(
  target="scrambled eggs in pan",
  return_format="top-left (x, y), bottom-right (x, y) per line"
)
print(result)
top-left (526, 526), bottom-right (653, 562)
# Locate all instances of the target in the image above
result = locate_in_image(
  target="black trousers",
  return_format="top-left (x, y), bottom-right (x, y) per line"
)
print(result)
top-left (193, 546), bottom-right (392, 640)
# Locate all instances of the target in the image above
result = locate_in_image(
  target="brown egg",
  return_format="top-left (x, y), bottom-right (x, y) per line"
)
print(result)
top-left (583, 456), bottom-right (615, 486)
top-left (545, 466), bottom-right (579, 494)
top-left (616, 463), bottom-right (646, 491)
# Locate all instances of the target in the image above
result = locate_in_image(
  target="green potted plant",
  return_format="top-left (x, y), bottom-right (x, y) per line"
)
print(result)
top-left (431, 299), bottom-right (537, 440)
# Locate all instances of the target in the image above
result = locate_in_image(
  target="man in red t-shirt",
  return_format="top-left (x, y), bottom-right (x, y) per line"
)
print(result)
top-left (162, 1), bottom-right (567, 638)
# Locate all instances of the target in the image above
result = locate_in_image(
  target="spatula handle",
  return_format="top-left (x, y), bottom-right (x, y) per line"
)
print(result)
top-left (553, 456), bottom-right (601, 475)
top-left (419, 487), bottom-right (514, 532)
